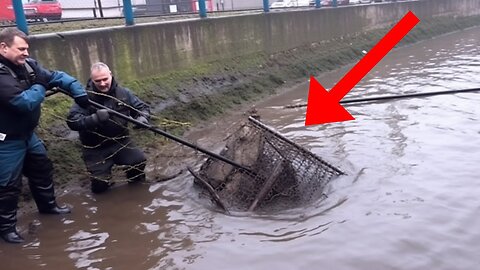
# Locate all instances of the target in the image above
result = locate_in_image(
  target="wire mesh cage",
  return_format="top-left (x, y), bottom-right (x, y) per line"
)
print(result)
top-left (189, 116), bottom-right (344, 213)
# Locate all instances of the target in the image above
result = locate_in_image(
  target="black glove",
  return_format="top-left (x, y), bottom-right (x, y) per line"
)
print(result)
top-left (75, 95), bottom-right (90, 109)
top-left (34, 75), bottom-right (50, 89)
top-left (95, 109), bottom-right (110, 123)
top-left (85, 109), bottom-right (109, 127)
top-left (133, 115), bottom-right (149, 129)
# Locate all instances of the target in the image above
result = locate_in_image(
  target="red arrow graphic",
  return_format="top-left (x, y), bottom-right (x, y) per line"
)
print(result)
top-left (305, 11), bottom-right (420, 126)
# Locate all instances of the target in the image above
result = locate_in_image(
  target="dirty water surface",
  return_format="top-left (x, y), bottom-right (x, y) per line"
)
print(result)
top-left (1, 26), bottom-right (480, 270)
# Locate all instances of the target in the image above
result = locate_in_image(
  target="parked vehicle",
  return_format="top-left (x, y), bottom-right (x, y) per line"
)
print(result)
top-left (271, 0), bottom-right (310, 8)
top-left (0, 0), bottom-right (14, 22)
top-left (23, 0), bottom-right (62, 21)
top-left (0, 0), bottom-right (62, 22)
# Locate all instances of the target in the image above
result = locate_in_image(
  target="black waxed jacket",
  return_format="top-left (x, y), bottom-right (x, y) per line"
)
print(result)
top-left (66, 78), bottom-right (150, 147)
top-left (0, 56), bottom-right (86, 141)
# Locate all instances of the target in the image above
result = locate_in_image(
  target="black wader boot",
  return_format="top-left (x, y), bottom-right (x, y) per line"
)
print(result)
top-left (0, 190), bottom-right (24, 244)
top-left (23, 153), bottom-right (71, 215)
top-left (29, 181), bottom-right (71, 214)
top-left (90, 176), bottom-right (114, 194)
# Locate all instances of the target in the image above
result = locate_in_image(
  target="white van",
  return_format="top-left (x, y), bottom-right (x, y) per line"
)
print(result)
top-left (270, 0), bottom-right (310, 8)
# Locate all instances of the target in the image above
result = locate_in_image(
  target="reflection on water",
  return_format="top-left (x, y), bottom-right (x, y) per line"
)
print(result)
top-left (67, 230), bottom-right (109, 269)
top-left (1, 26), bottom-right (480, 270)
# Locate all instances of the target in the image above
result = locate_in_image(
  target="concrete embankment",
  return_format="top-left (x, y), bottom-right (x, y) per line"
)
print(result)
top-left (29, 0), bottom-right (480, 185)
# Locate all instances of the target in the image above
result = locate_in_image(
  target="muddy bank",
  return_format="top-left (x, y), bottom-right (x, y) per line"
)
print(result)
top-left (34, 14), bottom-right (480, 194)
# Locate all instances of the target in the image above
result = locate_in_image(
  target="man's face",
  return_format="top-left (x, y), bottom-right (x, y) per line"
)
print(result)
top-left (91, 68), bottom-right (112, 93)
top-left (0, 36), bottom-right (29, 65)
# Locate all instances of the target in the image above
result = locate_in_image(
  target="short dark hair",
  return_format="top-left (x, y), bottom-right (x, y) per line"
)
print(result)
top-left (0, 28), bottom-right (29, 46)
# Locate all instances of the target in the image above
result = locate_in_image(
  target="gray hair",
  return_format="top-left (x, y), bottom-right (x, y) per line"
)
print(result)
top-left (90, 62), bottom-right (111, 73)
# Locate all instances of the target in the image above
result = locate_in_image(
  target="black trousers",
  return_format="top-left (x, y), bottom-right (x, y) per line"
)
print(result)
top-left (82, 139), bottom-right (146, 193)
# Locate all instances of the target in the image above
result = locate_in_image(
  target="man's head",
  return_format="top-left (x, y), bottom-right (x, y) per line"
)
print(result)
top-left (90, 62), bottom-right (113, 93)
top-left (0, 28), bottom-right (29, 66)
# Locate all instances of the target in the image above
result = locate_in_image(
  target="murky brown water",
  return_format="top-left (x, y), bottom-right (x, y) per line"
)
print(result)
top-left (2, 26), bottom-right (480, 269)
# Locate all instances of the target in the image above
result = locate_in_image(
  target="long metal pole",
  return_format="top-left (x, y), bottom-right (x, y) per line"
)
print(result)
top-left (89, 100), bottom-right (251, 171)
top-left (47, 89), bottom-right (251, 171)
top-left (284, 87), bottom-right (480, 109)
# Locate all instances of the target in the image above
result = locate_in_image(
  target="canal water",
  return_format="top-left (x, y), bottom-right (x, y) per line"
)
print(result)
top-left (1, 26), bottom-right (480, 270)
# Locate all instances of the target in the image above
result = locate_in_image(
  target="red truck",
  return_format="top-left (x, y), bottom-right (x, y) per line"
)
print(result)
top-left (0, 0), bottom-right (62, 22)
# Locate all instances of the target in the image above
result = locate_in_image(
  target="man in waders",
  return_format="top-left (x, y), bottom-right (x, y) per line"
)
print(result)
top-left (0, 28), bottom-right (90, 243)
top-left (67, 62), bottom-right (150, 194)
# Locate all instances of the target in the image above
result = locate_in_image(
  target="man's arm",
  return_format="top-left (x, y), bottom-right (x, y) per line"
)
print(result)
top-left (67, 104), bottom-right (109, 131)
top-left (27, 59), bottom-right (90, 108)
top-left (125, 89), bottom-right (150, 119)
top-left (0, 69), bottom-right (46, 113)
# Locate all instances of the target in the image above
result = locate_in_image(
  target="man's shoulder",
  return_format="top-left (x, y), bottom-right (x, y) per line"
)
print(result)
top-left (0, 62), bottom-right (7, 74)
top-left (115, 85), bottom-right (134, 97)
top-left (117, 85), bottom-right (132, 93)
top-left (25, 58), bottom-right (39, 67)
top-left (120, 86), bottom-right (143, 99)
top-left (0, 62), bottom-right (14, 77)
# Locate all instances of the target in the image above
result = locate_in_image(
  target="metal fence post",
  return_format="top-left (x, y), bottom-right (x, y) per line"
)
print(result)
top-left (198, 0), bottom-right (207, 18)
top-left (97, 0), bottom-right (105, 17)
top-left (122, 0), bottom-right (134, 25)
top-left (12, 0), bottom-right (28, 35)
top-left (263, 0), bottom-right (269, 12)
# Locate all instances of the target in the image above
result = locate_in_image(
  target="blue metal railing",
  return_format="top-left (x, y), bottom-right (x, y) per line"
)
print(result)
top-left (7, 0), bottom-right (353, 34)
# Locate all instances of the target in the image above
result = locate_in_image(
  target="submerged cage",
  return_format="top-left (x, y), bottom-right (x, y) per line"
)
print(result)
top-left (189, 117), bottom-right (344, 213)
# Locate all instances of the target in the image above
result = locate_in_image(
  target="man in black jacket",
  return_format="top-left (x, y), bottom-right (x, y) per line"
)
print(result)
top-left (0, 28), bottom-right (90, 244)
top-left (67, 62), bottom-right (150, 194)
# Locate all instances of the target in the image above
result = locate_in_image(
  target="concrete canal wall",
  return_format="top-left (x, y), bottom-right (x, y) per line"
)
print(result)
top-left (28, 0), bottom-right (480, 83)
